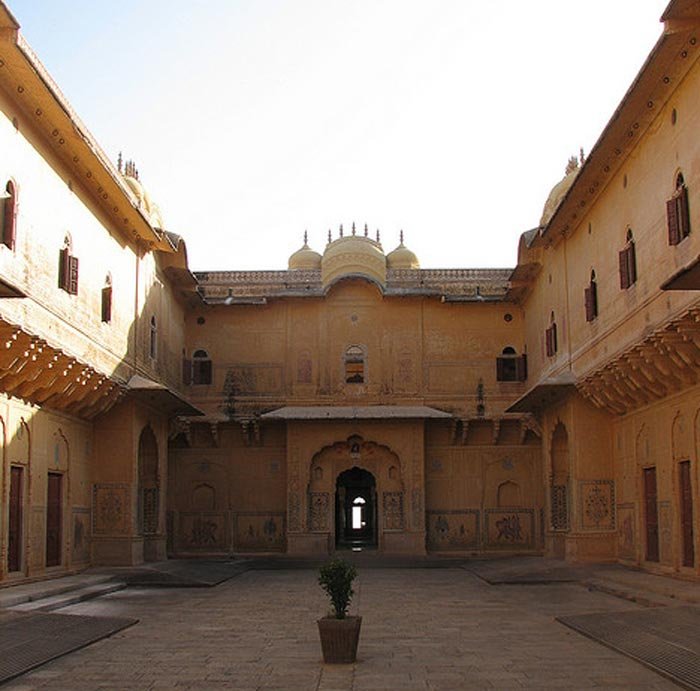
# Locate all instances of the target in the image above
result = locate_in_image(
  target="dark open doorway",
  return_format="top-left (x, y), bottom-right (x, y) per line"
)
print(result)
top-left (335, 467), bottom-right (377, 549)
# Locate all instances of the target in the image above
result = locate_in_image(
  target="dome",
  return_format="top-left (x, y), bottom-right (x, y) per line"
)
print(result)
top-left (321, 224), bottom-right (387, 289)
top-left (288, 233), bottom-right (322, 270)
top-left (123, 172), bottom-right (165, 229)
top-left (386, 232), bottom-right (419, 269)
top-left (540, 156), bottom-right (581, 227)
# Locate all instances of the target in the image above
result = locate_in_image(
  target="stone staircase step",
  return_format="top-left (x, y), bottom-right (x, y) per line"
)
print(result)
top-left (9, 582), bottom-right (126, 613)
top-left (0, 574), bottom-right (117, 609)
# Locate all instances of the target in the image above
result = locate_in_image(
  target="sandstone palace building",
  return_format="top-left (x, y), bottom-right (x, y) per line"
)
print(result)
top-left (0, 0), bottom-right (698, 585)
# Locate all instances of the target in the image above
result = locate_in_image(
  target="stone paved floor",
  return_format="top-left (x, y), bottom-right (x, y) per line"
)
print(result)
top-left (3, 568), bottom-right (681, 690)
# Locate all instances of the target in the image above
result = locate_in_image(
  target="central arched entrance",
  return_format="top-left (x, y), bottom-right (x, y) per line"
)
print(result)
top-left (335, 467), bottom-right (377, 549)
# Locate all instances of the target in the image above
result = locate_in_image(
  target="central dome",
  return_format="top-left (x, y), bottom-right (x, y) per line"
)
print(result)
top-left (540, 155), bottom-right (581, 227)
top-left (321, 225), bottom-right (386, 288)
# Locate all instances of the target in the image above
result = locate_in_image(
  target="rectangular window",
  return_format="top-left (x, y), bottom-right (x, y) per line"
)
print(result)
top-left (496, 354), bottom-right (527, 382)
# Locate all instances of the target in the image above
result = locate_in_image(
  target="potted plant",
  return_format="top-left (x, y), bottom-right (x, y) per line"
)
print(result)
top-left (317, 557), bottom-right (361, 663)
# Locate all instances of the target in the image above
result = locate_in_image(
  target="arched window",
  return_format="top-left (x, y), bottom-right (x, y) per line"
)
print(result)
top-left (584, 269), bottom-right (598, 322)
top-left (149, 316), bottom-right (157, 359)
top-left (2, 179), bottom-right (18, 249)
top-left (619, 229), bottom-right (637, 289)
top-left (545, 312), bottom-right (557, 357)
top-left (192, 349), bottom-right (212, 385)
top-left (58, 234), bottom-right (79, 295)
top-left (496, 346), bottom-right (527, 382)
top-left (344, 345), bottom-right (365, 384)
top-left (667, 172), bottom-right (690, 245)
top-left (101, 274), bottom-right (112, 323)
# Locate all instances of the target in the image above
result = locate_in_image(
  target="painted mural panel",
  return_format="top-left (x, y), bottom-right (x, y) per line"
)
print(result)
top-left (180, 511), bottom-right (227, 550)
top-left (426, 510), bottom-right (479, 551)
top-left (234, 512), bottom-right (285, 551)
top-left (484, 509), bottom-right (534, 549)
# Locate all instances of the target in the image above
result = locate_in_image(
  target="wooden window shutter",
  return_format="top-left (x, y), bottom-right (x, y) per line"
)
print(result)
top-left (3, 184), bottom-right (17, 249)
top-left (545, 327), bottom-right (554, 357)
top-left (101, 286), bottom-right (112, 322)
top-left (619, 248), bottom-right (630, 289)
top-left (496, 357), bottom-right (506, 381)
top-left (201, 359), bottom-right (212, 385)
top-left (58, 248), bottom-right (69, 290)
top-left (585, 282), bottom-right (597, 322)
top-left (68, 255), bottom-right (79, 295)
top-left (515, 354), bottom-right (527, 381)
top-left (678, 185), bottom-right (690, 239)
top-left (182, 358), bottom-right (192, 385)
top-left (552, 323), bottom-right (558, 353)
top-left (667, 196), bottom-right (681, 245)
top-left (627, 243), bottom-right (637, 285)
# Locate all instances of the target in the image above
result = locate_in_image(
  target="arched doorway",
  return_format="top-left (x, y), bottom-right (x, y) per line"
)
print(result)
top-left (335, 467), bottom-right (377, 549)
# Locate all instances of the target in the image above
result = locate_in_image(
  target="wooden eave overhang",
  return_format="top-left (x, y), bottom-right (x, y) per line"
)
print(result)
top-left (261, 405), bottom-right (452, 420)
top-left (126, 374), bottom-right (204, 417)
top-left (661, 253), bottom-right (700, 290)
top-left (576, 306), bottom-right (700, 416)
top-left (535, 13), bottom-right (699, 249)
top-left (0, 11), bottom-right (172, 252)
top-left (505, 374), bottom-right (577, 414)
top-left (0, 317), bottom-right (125, 420)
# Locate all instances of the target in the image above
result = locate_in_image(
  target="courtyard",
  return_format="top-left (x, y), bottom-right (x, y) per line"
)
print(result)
top-left (2, 559), bottom-right (697, 690)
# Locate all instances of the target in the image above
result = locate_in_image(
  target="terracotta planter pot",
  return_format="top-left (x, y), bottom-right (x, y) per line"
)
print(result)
top-left (317, 615), bottom-right (362, 663)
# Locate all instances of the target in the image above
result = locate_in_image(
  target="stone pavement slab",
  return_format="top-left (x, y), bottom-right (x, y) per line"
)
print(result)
top-left (0, 567), bottom-right (685, 690)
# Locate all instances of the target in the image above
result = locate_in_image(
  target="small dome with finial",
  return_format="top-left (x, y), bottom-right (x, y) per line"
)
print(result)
top-left (288, 231), bottom-right (322, 270)
top-left (540, 151), bottom-right (584, 227)
top-left (386, 230), bottom-right (420, 269)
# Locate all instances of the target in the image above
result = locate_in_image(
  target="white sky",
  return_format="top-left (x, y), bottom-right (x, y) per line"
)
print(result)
top-left (10, 1), bottom-right (667, 271)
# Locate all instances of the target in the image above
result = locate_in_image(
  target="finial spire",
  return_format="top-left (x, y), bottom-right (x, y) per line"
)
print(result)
top-left (339, 223), bottom-right (343, 238)
top-left (364, 223), bottom-right (368, 237)
top-left (400, 229), bottom-right (404, 245)
top-left (376, 229), bottom-right (380, 243)
top-left (117, 151), bottom-right (123, 173)
top-left (303, 230), bottom-right (308, 246)
top-left (580, 147), bottom-right (585, 165)
top-left (352, 221), bottom-right (356, 236)
top-left (327, 229), bottom-right (332, 244)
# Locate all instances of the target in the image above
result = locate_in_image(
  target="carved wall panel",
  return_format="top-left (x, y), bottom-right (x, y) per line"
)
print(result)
top-left (382, 491), bottom-right (404, 530)
top-left (234, 512), bottom-right (285, 551)
top-left (426, 510), bottom-right (478, 551)
top-left (579, 480), bottom-right (615, 531)
top-left (92, 483), bottom-right (129, 534)
top-left (484, 509), bottom-right (534, 549)
top-left (309, 492), bottom-right (330, 531)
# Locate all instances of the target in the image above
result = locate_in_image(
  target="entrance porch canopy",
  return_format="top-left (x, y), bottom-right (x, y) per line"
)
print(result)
top-left (261, 405), bottom-right (451, 420)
